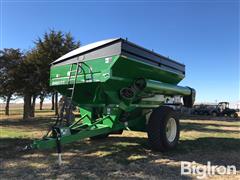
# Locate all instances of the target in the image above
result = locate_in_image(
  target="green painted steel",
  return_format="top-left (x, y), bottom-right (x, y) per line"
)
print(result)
top-left (145, 80), bottom-right (191, 96)
top-left (32, 107), bottom-right (148, 150)
top-left (50, 55), bottom-right (184, 87)
top-left (49, 55), bottom-right (187, 106)
top-left (32, 46), bottom-right (194, 150)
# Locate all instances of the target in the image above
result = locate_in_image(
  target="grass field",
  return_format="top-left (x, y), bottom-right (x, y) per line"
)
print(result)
top-left (0, 105), bottom-right (239, 179)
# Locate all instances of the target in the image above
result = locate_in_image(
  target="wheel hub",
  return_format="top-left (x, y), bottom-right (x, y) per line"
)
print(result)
top-left (166, 118), bottom-right (177, 143)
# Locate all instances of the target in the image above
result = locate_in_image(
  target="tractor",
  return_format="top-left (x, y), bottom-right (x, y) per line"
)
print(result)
top-left (211, 102), bottom-right (238, 118)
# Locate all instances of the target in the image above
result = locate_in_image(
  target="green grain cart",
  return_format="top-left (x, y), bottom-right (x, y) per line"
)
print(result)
top-left (31, 38), bottom-right (195, 162)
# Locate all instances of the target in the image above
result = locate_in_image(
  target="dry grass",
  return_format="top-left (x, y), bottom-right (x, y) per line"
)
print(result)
top-left (0, 107), bottom-right (239, 179)
top-left (0, 103), bottom-right (54, 120)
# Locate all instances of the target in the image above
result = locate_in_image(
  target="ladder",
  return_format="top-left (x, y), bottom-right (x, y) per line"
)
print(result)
top-left (50, 61), bottom-right (94, 163)
top-left (64, 62), bottom-right (93, 125)
top-left (67, 61), bottom-right (94, 100)
top-left (67, 62), bottom-right (81, 101)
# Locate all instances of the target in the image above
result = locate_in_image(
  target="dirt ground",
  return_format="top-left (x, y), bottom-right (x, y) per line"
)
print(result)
top-left (0, 108), bottom-right (240, 179)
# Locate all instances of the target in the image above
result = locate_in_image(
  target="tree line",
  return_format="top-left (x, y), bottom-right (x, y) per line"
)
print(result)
top-left (0, 30), bottom-right (80, 119)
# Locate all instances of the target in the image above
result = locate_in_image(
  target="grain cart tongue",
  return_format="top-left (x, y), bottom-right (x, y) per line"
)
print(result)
top-left (31, 38), bottom-right (195, 162)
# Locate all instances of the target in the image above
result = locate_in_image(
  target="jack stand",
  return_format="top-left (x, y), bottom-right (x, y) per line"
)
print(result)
top-left (58, 153), bottom-right (62, 166)
top-left (124, 122), bottom-right (130, 131)
top-left (56, 133), bottom-right (62, 166)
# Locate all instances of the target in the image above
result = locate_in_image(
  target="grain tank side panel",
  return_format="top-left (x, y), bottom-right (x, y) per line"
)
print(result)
top-left (49, 55), bottom-right (120, 105)
top-left (50, 55), bottom-right (119, 86)
top-left (111, 56), bottom-right (184, 85)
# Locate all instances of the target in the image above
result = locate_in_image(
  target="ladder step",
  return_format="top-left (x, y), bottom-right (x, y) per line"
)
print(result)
top-left (68, 88), bottom-right (74, 90)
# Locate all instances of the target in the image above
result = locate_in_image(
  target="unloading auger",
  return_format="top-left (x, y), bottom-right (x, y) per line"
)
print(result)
top-left (30, 38), bottom-right (195, 163)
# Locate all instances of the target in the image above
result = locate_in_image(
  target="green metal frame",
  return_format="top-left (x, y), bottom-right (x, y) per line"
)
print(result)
top-left (32, 54), bottom-right (193, 150)
top-left (32, 106), bottom-right (148, 150)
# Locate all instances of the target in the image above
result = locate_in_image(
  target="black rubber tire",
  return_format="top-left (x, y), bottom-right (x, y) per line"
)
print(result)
top-left (233, 113), bottom-right (238, 118)
top-left (90, 134), bottom-right (109, 140)
top-left (147, 106), bottom-right (180, 152)
top-left (212, 111), bottom-right (217, 117)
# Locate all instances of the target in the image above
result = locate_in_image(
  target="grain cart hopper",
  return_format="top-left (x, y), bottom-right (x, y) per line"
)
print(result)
top-left (30, 38), bottom-right (195, 161)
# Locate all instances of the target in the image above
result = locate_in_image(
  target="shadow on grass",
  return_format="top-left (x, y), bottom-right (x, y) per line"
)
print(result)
top-left (0, 138), bottom-right (34, 159)
top-left (181, 121), bottom-right (239, 128)
top-left (1, 116), bottom-right (239, 179)
top-left (180, 122), bottom-right (240, 134)
top-left (181, 115), bottom-right (239, 121)
top-left (170, 137), bottom-right (240, 167)
top-left (1, 135), bottom-right (239, 179)
top-left (0, 118), bottom-right (55, 131)
top-left (0, 136), bottom-right (191, 179)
